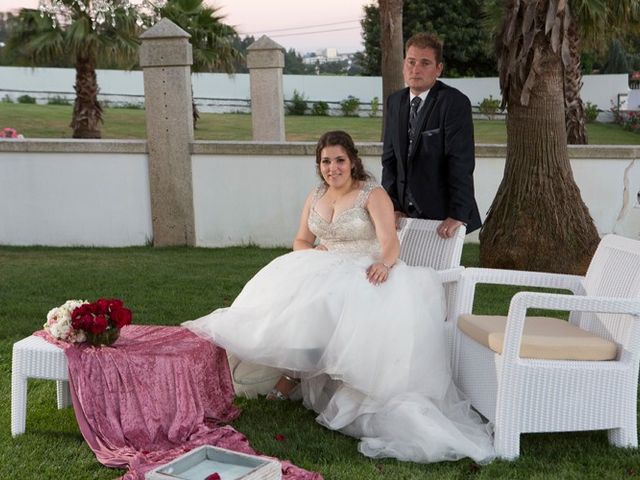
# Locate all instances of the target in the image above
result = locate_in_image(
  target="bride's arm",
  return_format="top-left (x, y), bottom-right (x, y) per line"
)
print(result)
top-left (366, 188), bottom-right (400, 284)
top-left (293, 191), bottom-right (318, 251)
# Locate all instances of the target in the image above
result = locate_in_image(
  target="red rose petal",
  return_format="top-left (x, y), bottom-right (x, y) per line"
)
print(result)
top-left (275, 434), bottom-right (285, 441)
top-left (205, 474), bottom-right (221, 480)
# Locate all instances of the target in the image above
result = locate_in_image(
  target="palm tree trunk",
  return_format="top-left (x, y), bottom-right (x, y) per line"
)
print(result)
top-left (379, 0), bottom-right (404, 140)
top-left (71, 52), bottom-right (103, 139)
top-left (480, 42), bottom-right (599, 274)
top-left (564, 16), bottom-right (588, 144)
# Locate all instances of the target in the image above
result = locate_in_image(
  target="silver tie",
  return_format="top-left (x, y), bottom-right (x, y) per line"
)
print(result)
top-left (408, 96), bottom-right (422, 150)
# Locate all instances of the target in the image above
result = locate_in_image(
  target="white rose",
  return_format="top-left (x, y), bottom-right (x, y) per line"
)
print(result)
top-left (49, 322), bottom-right (62, 339)
top-left (46, 307), bottom-right (60, 324)
top-left (45, 300), bottom-right (88, 341)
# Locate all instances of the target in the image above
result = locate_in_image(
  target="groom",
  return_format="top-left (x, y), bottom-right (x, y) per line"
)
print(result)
top-left (381, 33), bottom-right (481, 238)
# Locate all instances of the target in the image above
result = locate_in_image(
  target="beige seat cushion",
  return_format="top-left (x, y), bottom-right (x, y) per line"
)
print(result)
top-left (457, 314), bottom-right (618, 361)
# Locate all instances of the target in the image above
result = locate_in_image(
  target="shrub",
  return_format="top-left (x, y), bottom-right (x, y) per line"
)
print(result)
top-left (1, 94), bottom-right (13, 103)
top-left (111, 102), bottom-right (144, 109)
top-left (47, 95), bottom-right (70, 105)
top-left (611, 103), bottom-right (640, 133)
top-left (312, 101), bottom-right (329, 116)
top-left (584, 102), bottom-right (599, 123)
top-left (479, 95), bottom-right (500, 120)
top-left (622, 111), bottom-right (640, 132)
top-left (369, 96), bottom-right (380, 118)
top-left (285, 89), bottom-right (308, 115)
top-left (0, 127), bottom-right (23, 138)
top-left (17, 95), bottom-right (36, 104)
top-left (340, 95), bottom-right (360, 117)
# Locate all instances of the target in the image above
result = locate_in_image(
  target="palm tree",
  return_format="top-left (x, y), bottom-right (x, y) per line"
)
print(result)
top-left (564, 1), bottom-right (640, 144)
top-left (484, 0), bottom-right (640, 144)
top-left (158, 0), bottom-right (242, 128)
top-left (7, 4), bottom-right (140, 138)
top-left (479, 0), bottom-right (601, 274)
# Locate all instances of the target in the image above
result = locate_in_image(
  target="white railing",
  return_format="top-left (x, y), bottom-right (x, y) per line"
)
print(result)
top-left (0, 66), bottom-right (629, 119)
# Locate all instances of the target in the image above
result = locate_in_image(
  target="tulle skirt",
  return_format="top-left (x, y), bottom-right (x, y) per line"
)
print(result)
top-left (183, 249), bottom-right (495, 463)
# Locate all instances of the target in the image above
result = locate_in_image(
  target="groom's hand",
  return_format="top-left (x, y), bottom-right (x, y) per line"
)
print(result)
top-left (437, 218), bottom-right (463, 239)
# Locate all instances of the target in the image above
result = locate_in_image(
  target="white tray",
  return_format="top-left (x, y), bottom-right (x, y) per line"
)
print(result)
top-left (145, 445), bottom-right (282, 480)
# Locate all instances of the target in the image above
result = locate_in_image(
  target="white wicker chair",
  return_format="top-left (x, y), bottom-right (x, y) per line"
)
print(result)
top-left (396, 217), bottom-right (466, 270)
top-left (11, 335), bottom-right (71, 436)
top-left (397, 217), bottom-right (466, 356)
top-left (451, 234), bottom-right (640, 459)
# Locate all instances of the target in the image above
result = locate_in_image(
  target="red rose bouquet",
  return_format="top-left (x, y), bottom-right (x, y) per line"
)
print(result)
top-left (70, 298), bottom-right (133, 346)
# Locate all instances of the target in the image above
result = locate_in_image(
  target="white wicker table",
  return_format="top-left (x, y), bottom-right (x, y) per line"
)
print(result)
top-left (11, 335), bottom-right (71, 436)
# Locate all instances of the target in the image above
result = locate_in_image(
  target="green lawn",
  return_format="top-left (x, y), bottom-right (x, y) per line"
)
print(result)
top-left (1, 245), bottom-right (638, 479)
top-left (2, 102), bottom-right (640, 144)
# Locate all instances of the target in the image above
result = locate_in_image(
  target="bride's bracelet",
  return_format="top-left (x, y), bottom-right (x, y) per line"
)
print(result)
top-left (382, 262), bottom-right (394, 270)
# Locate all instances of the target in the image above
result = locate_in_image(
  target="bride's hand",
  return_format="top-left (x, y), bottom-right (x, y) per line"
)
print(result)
top-left (314, 244), bottom-right (328, 251)
top-left (366, 262), bottom-right (391, 285)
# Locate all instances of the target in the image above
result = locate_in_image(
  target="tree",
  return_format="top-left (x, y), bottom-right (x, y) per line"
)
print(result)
top-left (378, 0), bottom-right (404, 140)
top-left (484, 1), bottom-right (640, 144)
top-left (3, 11), bottom-right (75, 67)
top-left (479, 0), bottom-right (600, 274)
top-left (0, 13), bottom-right (16, 65)
top-left (564, 2), bottom-right (640, 143)
top-left (360, 0), bottom-right (496, 78)
top-left (562, 15), bottom-right (588, 144)
top-left (7, 4), bottom-right (140, 138)
top-left (358, 4), bottom-right (381, 77)
top-left (158, 0), bottom-right (242, 128)
top-left (0, 12), bottom-right (11, 44)
top-left (283, 48), bottom-right (313, 74)
top-left (603, 39), bottom-right (630, 73)
top-left (230, 34), bottom-right (254, 73)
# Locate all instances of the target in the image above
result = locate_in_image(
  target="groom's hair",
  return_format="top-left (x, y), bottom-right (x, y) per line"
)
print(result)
top-left (315, 130), bottom-right (371, 185)
top-left (405, 33), bottom-right (443, 64)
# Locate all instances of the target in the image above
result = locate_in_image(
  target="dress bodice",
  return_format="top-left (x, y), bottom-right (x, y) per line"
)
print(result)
top-left (308, 181), bottom-right (381, 255)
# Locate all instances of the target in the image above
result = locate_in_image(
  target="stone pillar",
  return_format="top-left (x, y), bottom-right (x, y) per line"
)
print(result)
top-left (247, 36), bottom-right (286, 141)
top-left (139, 19), bottom-right (195, 246)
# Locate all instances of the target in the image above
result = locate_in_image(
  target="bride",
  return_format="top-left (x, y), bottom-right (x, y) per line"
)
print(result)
top-left (183, 130), bottom-right (495, 464)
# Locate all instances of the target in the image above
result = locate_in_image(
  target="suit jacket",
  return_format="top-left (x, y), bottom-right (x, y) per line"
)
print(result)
top-left (381, 81), bottom-right (482, 233)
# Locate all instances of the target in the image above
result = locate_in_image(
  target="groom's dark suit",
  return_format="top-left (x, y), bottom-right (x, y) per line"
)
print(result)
top-left (381, 80), bottom-right (481, 233)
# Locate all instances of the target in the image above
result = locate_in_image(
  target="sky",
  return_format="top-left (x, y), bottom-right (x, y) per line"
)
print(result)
top-left (1, 0), bottom-right (374, 53)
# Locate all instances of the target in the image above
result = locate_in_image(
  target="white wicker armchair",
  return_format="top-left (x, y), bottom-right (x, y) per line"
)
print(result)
top-left (451, 234), bottom-right (640, 459)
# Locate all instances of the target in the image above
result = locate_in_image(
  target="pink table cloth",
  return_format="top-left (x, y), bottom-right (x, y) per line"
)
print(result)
top-left (36, 325), bottom-right (321, 480)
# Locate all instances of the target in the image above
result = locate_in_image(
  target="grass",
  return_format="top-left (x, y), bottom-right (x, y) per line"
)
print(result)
top-left (1, 245), bottom-right (638, 479)
top-left (3, 102), bottom-right (640, 144)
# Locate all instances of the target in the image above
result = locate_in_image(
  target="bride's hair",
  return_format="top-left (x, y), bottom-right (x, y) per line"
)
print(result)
top-left (315, 130), bottom-right (372, 185)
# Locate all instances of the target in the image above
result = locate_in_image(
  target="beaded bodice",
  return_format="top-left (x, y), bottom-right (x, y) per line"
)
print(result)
top-left (308, 181), bottom-right (381, 255)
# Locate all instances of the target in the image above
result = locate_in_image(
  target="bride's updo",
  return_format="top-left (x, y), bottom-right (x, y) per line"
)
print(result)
top-left (315, 130), bottom-right (372, 185)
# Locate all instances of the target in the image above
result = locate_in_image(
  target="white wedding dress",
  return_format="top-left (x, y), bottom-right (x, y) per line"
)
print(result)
top-left (183, 181), bottom-right (495, 464)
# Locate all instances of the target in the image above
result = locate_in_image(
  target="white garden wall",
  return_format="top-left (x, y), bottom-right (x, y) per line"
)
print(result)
top-left (1, 141), bottom-right (639, 247)
top-left (0, 141), bottom-right (152, 246)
